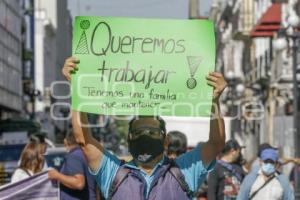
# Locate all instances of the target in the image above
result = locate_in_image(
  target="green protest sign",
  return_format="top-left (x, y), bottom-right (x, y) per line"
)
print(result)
top-left (72, 16), bottom-right (215, 117)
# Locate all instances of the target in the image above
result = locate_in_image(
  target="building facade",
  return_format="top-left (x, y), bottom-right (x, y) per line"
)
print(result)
top-left (34, 0), bottom-right (72, 141)
top-left (210, 0), bottom-right (259, 160)
top-left (210, 0), bottom-right (300, 161)
top-left (0, 0), bottom-right (23, 119)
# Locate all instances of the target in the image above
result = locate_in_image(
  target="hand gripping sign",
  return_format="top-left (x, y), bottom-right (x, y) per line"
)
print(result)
top-left (72, 16), bottom-right (216, 117)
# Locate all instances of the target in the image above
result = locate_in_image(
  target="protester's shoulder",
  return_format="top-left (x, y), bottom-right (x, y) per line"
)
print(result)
top-left (232, 164), bottom-right (246, 174)
top-left (232, 163), bottom-right (242, 169)
top-left (64, 149), bottom-right (87, 165)
top-left (103, 149), bottom-right (122, 162)
top-left (14, 168), bottom-right (23, 173)
top-left (68, 150), bottom-right (84, 160)
top-left (177, 144), bottom-right (200, 159)
top-left (213, 162), bottom-right (229, 174)
top-left (175, 144), bottom-right (216, 175)
top-left (208, 163), bottom-right (222, 177)
top-left (90, 149), bottom-right (122, 176)
top-left (11, 168), bottom-right (30, 183)
top-left (214, 161), bottom-right (227, 170)
top-left (277, 173), bottom-right (291, 186)
top-left (12, 168), bottom-right (24, 177)
top-left (241, 170), bottom-right (258, 185)
top-left (174, 145), bottom-right (200, 168)
top-left (71, 147), bottom-right (84, 155)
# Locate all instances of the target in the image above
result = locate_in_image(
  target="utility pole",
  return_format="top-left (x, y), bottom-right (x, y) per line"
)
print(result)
top-left (189, 0), bottom-right (199, 19)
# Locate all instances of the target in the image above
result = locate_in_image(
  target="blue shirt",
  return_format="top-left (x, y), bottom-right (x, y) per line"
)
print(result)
top-left (60, 147), bottom-right (97, 200)
top-left (90, 144), bottom-right (215, 199)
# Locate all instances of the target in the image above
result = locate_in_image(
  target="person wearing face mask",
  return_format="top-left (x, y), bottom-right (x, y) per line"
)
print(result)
top-left (237, 148), bottom-right (294, 200)
top-left (48, 131), bottom-right (98, 200)
top-left (62, 57), bottom-right (227, 200)
top-left (208, 139), bottom-right (246, 200)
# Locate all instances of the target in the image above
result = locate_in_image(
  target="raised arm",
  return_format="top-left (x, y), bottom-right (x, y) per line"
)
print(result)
top-left (201, 72), bottom-right (227, 167)
top-left (72, 111), bottom-right (104, 172)
top-left (62, 57), bottom-right (105, 172)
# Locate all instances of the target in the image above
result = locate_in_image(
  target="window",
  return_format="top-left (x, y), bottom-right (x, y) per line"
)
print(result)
top-left (0, 43), bottom-right (3, 60)
top-left (0, 1), bottom-right (6, 26)
top-left (3, 64), bottom-right (8, 91)
top-left (0, 61), bottom-right (3, 87)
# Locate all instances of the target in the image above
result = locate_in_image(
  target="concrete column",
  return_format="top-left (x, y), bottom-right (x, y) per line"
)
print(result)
top-left (189, 0), bottom-right (199, 18)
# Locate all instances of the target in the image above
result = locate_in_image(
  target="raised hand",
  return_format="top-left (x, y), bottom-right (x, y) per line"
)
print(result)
top-left (206, 72), bottom-right (227, 101)
top-left (62, 57), bottom-right (80, 81)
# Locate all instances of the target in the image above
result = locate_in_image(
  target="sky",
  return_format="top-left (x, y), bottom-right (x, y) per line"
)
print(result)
top-left (68, 0), bottom-right (212, 20)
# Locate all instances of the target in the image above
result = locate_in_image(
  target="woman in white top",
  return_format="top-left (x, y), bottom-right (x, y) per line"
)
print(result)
top-left (11, 142), bottom-right (44, 183)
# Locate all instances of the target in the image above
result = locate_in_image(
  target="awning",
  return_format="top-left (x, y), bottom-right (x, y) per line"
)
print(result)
top-left (250, 31), bottom-right (275, 37)
top-left (250, 3), bottom-right (281, 38)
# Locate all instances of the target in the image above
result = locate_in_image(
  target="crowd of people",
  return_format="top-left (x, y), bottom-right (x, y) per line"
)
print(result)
top-left (207, 141), bottom-right (298, 200)
top-left (166, 132), bottom-right (300, 200)
top-left (10, 129), bottom-right (300, 200)
top-left (11, 141), bottom-right (44, 183)
top-left (165, 135), bottom-right (299, 200)
top-left (6, 57), bottom-right (300, 200)
top-left (9, 131), bottom-right (99, 199)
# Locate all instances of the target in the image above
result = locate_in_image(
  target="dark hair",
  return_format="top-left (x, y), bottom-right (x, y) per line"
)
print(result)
top-left (30, 133), bottom-right (46, 143)
top-left (167, 131), bottom-right (187, 156)
top-left (19, 142), bottom-right (43, 173)
top-left (222, 139), bottom-right (242, 154)
top-left (128, 116), bottom-right (166, 134)
top-left (65, 130), bottom-right (77, 145)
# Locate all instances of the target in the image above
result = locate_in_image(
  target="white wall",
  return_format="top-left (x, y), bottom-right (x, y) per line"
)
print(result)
top-left (163, 116), bottom-right (231, 147)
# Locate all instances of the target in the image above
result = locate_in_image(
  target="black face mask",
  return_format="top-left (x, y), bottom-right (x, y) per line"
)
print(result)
top-left (128, 134), bottom-right (164, 163)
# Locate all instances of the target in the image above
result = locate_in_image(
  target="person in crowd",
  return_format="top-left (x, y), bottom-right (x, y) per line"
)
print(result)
top-left (167, 131), bottom-right (209, 200)
top-left (30, 133), bottom-right (47, 169)
top-left (289, 158), bottom-right (300, 189)
top-left (233, 151), bottom-right (249, 174)
top-left (30, 133), bottom-right (47, 153)
top-left (208, 139), bottom-right (246, 200)
top-left (48, 130), bottom-right (97, 200)
top-left (251, 143), bottom-right (277, 172)
top-left (251, 143), bottom-right (298, 175)
top-left (237, 148), bottom-right (294, 200)
top-left (167, 130), bottom-right (187, 159)
top-left (11, 142), bottom-right (44, 183)
top-left (62, 57), bottom-right (227, 200)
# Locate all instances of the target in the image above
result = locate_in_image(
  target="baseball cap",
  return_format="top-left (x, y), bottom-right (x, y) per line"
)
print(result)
top-left (258, 143), bottom-right (277, 157)
top-left (260, 148), bottom-right (279, 162)
top-left (222, 139), bottom-right (245, 154)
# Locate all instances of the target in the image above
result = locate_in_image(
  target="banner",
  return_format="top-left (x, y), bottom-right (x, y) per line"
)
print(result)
top-left (0, 171), bottom-right (59, 200)
top-left (72, 16), bottom-right (215, 116)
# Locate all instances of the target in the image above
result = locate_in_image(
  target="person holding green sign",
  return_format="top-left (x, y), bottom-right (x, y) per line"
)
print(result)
top-left (63, 56), bottom-right (227, 200)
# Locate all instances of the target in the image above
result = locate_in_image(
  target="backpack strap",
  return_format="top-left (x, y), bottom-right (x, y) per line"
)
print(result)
top-left (169, 160), bottom-right (195, 198)
top-left (107, 161), bottom-right (130, 200)
top-left (108, 159), bottom-right (195, 199)
top-left (249, 174), bottom-right (276, 200)
top-left (217, 160), bottom-right (243, 182)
